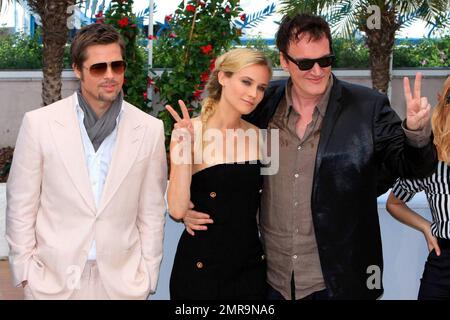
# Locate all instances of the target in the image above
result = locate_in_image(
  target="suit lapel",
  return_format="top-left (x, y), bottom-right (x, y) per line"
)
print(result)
top-left (50, 94), bottom-right (97, 214)
top-left (314, 75), bottom-right (344, 177)
top-left (97, 105), bottom-right (145, 215)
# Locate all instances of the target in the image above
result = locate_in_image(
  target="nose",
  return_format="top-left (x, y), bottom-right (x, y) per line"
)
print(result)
top-left (248, 85), bottom-right (258, 99)
top-left (309, 62), bottom-right (323, 76)
top-left (104, 64), bottom-right (114, 79)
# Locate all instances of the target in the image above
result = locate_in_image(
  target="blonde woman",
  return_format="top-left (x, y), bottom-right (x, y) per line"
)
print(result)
top-left (386, 76), bottom-right (450, 300)
top-left (165, 48), bottom-right (272, 299)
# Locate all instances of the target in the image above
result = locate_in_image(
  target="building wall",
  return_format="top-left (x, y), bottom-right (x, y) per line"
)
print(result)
top-left (0, 69), bottom-right (448, 148)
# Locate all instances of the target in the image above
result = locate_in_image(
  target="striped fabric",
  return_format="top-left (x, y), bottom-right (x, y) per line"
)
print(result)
top-left (392, 161), bottom-right (450, 240)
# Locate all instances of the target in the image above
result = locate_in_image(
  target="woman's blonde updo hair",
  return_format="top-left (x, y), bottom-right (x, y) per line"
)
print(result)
top-left (200, 48), bottom-right (272, 126)
top-left (432, 76), bottom-right (450, 164)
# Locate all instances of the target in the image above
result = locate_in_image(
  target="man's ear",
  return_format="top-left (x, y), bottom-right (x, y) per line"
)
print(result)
top-left (73, 63), bottom-right (82, 80)
top-left (279, 53), bottom-right (289, 72)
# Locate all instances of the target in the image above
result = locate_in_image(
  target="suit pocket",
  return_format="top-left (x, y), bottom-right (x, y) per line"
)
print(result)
top-left (31, 255), bottom-right (45, 269)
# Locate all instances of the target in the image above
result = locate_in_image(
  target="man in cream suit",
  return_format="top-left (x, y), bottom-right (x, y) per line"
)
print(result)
top-left (6, 23), bottom-right (167, 300)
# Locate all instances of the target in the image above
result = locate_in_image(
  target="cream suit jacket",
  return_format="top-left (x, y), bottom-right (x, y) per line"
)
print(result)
top-left (6, 93), bottom-right (167, 299)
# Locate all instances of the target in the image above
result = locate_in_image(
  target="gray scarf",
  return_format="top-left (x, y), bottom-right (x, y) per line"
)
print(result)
top-left (76, 90), bottom-right (123, 151)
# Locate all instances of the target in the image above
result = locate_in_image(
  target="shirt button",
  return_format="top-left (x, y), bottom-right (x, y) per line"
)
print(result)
top-left (210, 192), bottom-right (217, 198)
top-left (294, 173), bottom-right (299, 178)
top-left (196, 261), bottom-right (204, 269)
top-left (293, 255), bottom-right (298, 259)
top-left (297, 145), bottom-right (302, 150)
top-left (259, 189), bottom-right (263, 194)
top-left (295, 228), bottom-right (299, 233)
top-left (294, 202), bottom-right (298, 207)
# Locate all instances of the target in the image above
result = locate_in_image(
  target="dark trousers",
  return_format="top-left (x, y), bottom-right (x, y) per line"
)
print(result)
top-left (267, 273), bottom-right (330, 300)
top-left (418, 238), bottom-right (450, 300)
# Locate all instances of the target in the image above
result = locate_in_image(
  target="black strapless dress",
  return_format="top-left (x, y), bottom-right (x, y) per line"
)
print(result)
top-left (170, 161), bottom-right (266, 300)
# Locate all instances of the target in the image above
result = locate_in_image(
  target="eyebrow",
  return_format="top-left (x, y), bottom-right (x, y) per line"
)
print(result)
top-left (240, 76), bottom-right (268, 86)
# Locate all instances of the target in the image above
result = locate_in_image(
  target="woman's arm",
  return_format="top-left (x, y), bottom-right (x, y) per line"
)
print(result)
top-left (166, 101), bottom-right (194, 220)
top-left (386, 191), bottom-right (441, 255)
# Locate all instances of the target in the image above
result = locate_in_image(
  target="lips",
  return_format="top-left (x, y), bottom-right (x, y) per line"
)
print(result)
top-left (242, 99), bottom-right (254, 106)
top-left (101, 84), bottom-right (116, 92)
top-left (308, 77), bottom-right (324, 84)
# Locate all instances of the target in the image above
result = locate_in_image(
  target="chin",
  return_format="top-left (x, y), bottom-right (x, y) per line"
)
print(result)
top-left (99, 92), bottom-right (119, 102)
top-left (240, 105), bottom-right (257, 115)
top-left (308, 84), bottom-right (328, 96)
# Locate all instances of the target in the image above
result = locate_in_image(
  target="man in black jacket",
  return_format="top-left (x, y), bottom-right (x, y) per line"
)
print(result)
top-left (183, 13), bottom-right (437, 299)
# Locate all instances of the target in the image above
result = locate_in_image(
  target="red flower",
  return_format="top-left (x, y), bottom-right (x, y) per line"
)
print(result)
top-left (95, 10), bottom-right (104, 24)
top-left (165, 14), bottom-right (172, 22)
top-left (131, 24), bottom-right (137, 28)
top-left (186, 4), bottom-right (196, 12)
top-left (118, 17), bottom-right (129, 28)
top-left (240, 14), bottom-right (246, 21)
top-left (143, 91), bottom-right (148, 100)
top-left (200, 71), bottom-right (209, 83)
top-left (169, 32), bottom-right (177, 38)
top-left (200, 44), bottom-right (213, 55)
top-left (147, 77), bottom-right (155, 86)
top-left (193, 89), bottom-right (203, 100)
top-left (148, 35), bottom-right (157, 40)
top-left (225, 5), bottom-right (231, 13)
top-left (198, 1), bottom-right (206, 7)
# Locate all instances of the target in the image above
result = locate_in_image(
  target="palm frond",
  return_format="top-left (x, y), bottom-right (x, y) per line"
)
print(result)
top-left (279, 0), bottom-right (342, 16)
top-left (156, 19), bottom-right (171, 38)
top-left (397, 0), bottom-right (450, 29)
top-left (136, 5), bottom-right (157, 28)
top-left (326, 0), bottom-right (361, 38)
top-left (233, 3), bottom-right (277, 29)
top-left (0, 0), bottom-right (12, 11)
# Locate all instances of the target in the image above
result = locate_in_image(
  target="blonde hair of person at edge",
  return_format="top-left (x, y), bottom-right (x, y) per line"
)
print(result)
top-left (165, 48), bottom-right (273, 300)
top-left (386, 76), bottom-right (450, 300)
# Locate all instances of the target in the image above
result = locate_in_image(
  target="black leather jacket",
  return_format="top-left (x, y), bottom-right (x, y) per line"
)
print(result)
top-left (243, 75), bottom-right (437, 299)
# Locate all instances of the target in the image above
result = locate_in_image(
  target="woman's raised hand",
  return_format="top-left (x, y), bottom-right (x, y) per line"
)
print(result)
top-left (165, 100), bottom-right (194, 143)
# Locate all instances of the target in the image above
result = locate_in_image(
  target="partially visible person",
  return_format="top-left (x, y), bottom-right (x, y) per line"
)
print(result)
top-left (6, 23), bottom-right (167, 300)
top-left (386, 76), bottom-right (450, 300)
top-left (166, 48), bottom-right (272, 299)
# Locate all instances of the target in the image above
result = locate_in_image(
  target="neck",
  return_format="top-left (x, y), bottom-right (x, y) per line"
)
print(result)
top-left (209, 99), bottom-right (242, 130)
top-left (291, 86), bottom-right (321, 112)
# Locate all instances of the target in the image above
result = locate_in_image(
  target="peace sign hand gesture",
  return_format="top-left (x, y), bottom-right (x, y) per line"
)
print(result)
top-left (165, 100), bottom-right (194, 144)
top-left (404, 72), bottom-right (431, 131)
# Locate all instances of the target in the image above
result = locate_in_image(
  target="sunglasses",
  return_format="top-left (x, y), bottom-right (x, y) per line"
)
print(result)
top-left (83, 60), bottom-right (127, 77)
top-left (282, 51), bottom-right (335, 71)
